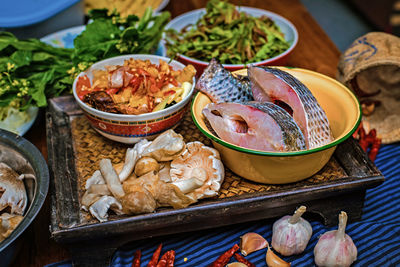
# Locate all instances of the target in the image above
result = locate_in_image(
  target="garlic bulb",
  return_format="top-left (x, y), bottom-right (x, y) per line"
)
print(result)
top-left (271, 206), bottom-right (312, 256)
top-left (266, 246), bottom-right (291, 267)
top-left (240, 232), bottom-right (269, 256)
top-left (314, 211), bottom-right (357, 267)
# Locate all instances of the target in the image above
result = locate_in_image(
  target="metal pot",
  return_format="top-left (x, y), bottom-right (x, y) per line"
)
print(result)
top-left (0, 129), bottom-right (49, 267)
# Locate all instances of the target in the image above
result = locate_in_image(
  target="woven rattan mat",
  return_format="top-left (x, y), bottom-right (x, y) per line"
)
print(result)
top-left (71, 111), bottom-right (347, 200)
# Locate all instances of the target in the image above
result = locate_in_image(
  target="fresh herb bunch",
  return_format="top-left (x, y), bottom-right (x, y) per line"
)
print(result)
top-left (165, 0), bottom-right (290, 65)
top-left (0, 8), bottom-right (170, 110)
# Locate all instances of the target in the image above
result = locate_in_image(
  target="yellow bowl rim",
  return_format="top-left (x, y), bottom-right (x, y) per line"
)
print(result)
top-left (191, 67), bottom-right (362, 157)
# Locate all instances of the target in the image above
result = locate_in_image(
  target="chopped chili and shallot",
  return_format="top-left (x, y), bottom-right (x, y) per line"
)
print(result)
top-left (76, 59), bottom-right (196, 115)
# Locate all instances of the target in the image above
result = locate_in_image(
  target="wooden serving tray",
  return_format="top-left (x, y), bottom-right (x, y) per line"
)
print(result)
top-left (46, 96), bottom-right (384, 266)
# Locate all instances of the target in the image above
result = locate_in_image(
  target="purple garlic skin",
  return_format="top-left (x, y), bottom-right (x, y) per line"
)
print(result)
top-left (272, 206), bottom-right (312, 256)
top-left (314, 211), bottom-right (357, 267)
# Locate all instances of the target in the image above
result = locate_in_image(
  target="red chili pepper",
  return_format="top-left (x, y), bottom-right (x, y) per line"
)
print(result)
top-left (147, 244), bottom-right (162, 267)
top-left (156, 250), bottom-right (175, 267)
top-left (208, 244), bottom-right (239, 267)
top-left (106, 88), bottom-right (120, 96)
top-left (368, 137), bottom-right (381, 161)
top-left (76, 75), bottom-right (92, 100)
top-left (131, 249), bottom-right (141, 267)
top-left (233, 253), bottom-right (256, 267)
top-left (163, 90), bottom-right (175, 96)
top-left (352, 122), bottom-right (363, 139)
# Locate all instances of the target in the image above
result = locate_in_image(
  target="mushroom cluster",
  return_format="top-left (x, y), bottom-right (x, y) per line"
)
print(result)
top-left (0, 162), bottom-right (32, 242)
top-left (82, 129), bottom-right (225, 222)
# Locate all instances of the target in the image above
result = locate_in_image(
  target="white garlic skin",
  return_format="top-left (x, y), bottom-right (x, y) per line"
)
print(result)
top-left (314, 230), bottom-right (357, 267)
top-left (314, 211), bottom-right (357, 267)
top-left (271, 215), bottom-right (313, 256)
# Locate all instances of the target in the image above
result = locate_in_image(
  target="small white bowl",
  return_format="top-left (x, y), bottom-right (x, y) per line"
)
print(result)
top-left (72, 54), bottom-right (195, 144)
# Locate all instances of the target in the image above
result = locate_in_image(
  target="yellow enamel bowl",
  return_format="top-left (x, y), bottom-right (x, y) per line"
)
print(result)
top-left (191, 67), bottom-right (361, 184)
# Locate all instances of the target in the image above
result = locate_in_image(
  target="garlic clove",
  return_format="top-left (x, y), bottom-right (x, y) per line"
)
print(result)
top-left (271, 205), bottom-right (312, 256)
top-left (314, 211), bottom-right (357, 267)
top-left (266, 246), bottom-right (291, 267)
top-left (240, 232), bottom-right (269, 256)
top-left (226, 263), bottom-right (248, 267)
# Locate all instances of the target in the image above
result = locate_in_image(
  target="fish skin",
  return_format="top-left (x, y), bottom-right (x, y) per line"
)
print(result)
top-left (195, 58), bottom-right (253, 103)
top-left (248, 66), bottom-right (334, 149)
top-left (202, 102), bottom-right (307, 152)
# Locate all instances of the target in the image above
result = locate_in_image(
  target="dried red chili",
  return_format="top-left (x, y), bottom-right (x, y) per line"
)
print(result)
top-left (208, 243), bottom-right (240, 267)
top-left (369, 137), bottom-right (382, 161)
top-left (233, 253), bottom-right (256, 267)
top-left (156, 250), bottom-right (176, 267)
top-left (131, 249), bottom-right (141, 267)
top-left (148, 243), bottom-right (163, 267)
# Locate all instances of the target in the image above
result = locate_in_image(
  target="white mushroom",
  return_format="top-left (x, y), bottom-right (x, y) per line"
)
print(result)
top-left (158, 162), bottom-right (171, 183)
top-left (134, 139), bottom-right (152, 156)
top-left (118, 148), bottom-right (137, 182)
top-left (85, 170), bottom-right (105, 190)
top-left (122, 171), bottom-right (195, 210)
top-left (89, 195), bottom-right (123, 222)
top-left (81, 184), bottom-right (111, 211)
top-left (172, 177), bottom-right (204, 194)
top-left (0, 213), bottom-right (23, 242)
top-left (118, 139), bottom-right (152, 182)
top-left (99, 159), bottom-right (125, 198)
top-left (120, 181), bottom-right (157, 215)
top-left (170, 142), bottom-right (225, 200)
top-left (0, 163), bottom-right (27, 215)
top-left (142, 130), bottom-right (186, 161)
top-left (134, 157), bottom-right (160, 177)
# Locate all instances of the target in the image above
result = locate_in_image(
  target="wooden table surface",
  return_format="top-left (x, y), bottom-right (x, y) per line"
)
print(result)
top-left (11, 0), bottom-right (341, 266)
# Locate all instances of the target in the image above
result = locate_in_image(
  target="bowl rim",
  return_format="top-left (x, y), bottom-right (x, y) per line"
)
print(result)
top-left (165, 6), bottom-right (299, 67)
top-left (72, 54), bottom-right (195, 120)
top-left (0, 129), bottom-right (49, 252)
top-left (191, 67), bottom-right (362, 157)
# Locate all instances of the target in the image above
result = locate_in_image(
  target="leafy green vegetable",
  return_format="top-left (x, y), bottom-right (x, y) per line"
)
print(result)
top-left (165, 0), bottom-right (290, 65)
top-left (0, 8), bottom-right (170, 111)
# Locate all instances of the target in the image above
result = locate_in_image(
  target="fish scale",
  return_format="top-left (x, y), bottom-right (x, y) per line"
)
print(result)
top-left (195, 58), bottom-right (253, 103)
top-left (249, 66), bottom-right (333, 149)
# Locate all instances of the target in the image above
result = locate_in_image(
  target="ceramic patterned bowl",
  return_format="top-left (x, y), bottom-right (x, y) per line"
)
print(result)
top-left (191, 67), bottom-right (361, 184)
top-left (165, 7), bottom-right (298, 75)
top-left (73, 54), bottom-right (195, 144)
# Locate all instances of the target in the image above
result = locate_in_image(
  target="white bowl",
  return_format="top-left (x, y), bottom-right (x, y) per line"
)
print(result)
top-left (73, 54), bottom-right (195, 144)
top-left (165, 7), bottom-right (298, 74)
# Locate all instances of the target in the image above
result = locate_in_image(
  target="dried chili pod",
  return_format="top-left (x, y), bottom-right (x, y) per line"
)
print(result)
top-left (369, 137), bottom-right (382, 162)
top-left (234, 253), bottom-right (256, 267)
top-left (131, 249), bottom-right (141, 267)
top-left (156, 250), bottom-right (175, 267)
top-left (208, 243), bottom-right (240, 267)
top-left (148, 243), bottom-right (162, 267)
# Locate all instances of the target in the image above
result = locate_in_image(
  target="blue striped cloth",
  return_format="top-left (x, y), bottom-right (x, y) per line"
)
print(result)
top-left (47, 143), bottom-right (400, 267)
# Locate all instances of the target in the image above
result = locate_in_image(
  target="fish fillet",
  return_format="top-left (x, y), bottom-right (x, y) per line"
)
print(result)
top-left (202, 102), bottom-right (307, 152)
top-left (248, 66), bottom-right (333, 149)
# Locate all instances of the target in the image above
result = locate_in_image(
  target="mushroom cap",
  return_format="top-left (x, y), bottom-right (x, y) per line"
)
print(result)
top-left (142, 130), bottom-right (186, 161)
top-left (89, 195), bottom-right (123, 222)
top-left (0, 213), bottom-right (24, 242)
top-left (0, 162), bottom-right (27, 215)
top-left (170, 141), bottom-right (225, 199)
top-left (120, 183), bottom-right (157, 215)
top-left (134, 157), bottom-right (160, 177)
